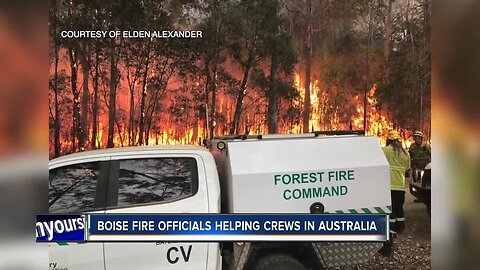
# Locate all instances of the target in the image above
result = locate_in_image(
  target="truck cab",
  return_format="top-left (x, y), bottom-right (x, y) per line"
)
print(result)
top-left (48, 145), bottom-right (220, 270)
top-left (48, 133), bottom-right (393, 270)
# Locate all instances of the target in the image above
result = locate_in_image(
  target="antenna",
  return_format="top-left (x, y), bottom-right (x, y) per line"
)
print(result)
top-left (205, 103), bottom-right (209, 140)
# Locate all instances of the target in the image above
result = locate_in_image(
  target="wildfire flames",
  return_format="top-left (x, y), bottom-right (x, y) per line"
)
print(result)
top-left (288, 73), bottom-right (394, 144)
top-left (55, 71), bottom-right (400, 156)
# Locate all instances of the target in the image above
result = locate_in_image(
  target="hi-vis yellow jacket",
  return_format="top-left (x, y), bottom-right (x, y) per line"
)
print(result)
top-left (382, 145), bottom-right (411, 191)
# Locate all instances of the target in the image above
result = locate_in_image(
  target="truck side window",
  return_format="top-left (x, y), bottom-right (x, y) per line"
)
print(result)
top-left (49, 162), bottom-right (105, 213)
top-left (117, 158), bottom-right (198, 207)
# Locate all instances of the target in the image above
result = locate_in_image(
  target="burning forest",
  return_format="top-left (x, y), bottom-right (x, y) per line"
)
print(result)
top-left (49, 0), bottom-right (431, 158)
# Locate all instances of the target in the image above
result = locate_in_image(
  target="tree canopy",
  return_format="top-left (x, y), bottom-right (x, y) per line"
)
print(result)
top-left (49, 0), bottom-right (431, 157)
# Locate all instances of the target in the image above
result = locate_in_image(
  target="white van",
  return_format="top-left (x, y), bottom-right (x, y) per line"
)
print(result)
top-left (48, 133), bottom-right (394, 270)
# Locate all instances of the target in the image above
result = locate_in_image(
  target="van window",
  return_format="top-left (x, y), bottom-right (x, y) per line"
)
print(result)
top-left (116, 158), bottom-right (198, 207)
top-left (49, 162), bottom-right (107, 213)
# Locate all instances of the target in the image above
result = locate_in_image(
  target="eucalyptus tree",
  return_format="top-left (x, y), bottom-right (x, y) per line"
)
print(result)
top-left (225, 0), bottom-right (290, 134)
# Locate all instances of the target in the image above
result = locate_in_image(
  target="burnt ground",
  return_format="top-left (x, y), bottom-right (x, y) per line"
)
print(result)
top-left (332, 183), bottom-right (432, 270)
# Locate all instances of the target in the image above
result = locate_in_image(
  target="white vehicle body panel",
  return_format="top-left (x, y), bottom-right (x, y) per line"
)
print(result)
top-left (213, 136), bottom-right (390, 213)
top-left (48, 210), bottom-right (105, 270)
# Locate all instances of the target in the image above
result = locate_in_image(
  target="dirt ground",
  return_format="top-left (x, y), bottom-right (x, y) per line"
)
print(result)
top-left (333, 183), bottom-right (432, 270)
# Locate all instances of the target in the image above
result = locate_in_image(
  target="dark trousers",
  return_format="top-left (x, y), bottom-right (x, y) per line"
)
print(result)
top-left (390, 190), bottom-right (405, 234)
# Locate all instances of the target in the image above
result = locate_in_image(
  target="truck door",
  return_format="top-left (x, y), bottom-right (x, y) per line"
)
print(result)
top-left (103, 155), bottom-right (210, 270)
top-left (49, 158), bottom-right (109, 270)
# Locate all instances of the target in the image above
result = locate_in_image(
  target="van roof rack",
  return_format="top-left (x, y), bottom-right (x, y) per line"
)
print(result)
top-left (313, 130), bottom-right (365, 136)
top-left (212, 135), bottom-right (264, 140)
top-left (212, 130), bottom-right (365, 141)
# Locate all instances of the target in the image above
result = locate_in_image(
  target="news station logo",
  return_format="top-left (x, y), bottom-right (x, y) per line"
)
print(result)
top-left (36, 214), bottom-right (86, 242)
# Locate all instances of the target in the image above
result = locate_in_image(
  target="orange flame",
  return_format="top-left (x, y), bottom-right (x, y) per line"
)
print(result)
top-left (55, 72), bottom-right (400, 156)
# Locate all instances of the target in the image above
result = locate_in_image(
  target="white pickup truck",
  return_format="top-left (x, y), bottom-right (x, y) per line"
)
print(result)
top-left (48, 133), bottom-right (394, 270)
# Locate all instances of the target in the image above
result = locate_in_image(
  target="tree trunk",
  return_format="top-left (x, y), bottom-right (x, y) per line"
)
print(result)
top-left (419, 80), bottom-right (424, 130)
top-left (420, 0), bottom-right (431, 133)
top-left (67, 0), bottom-right (80, 153)
top-left (115, 119), bottom-right (124, 146)
top-left (128, 83), bottom-right (135, 146)
top-left (230, 64), bottom-right (250, 135)
top-left (302, 0), bottom-right (312, 133)
top-left (138, 49), bottom-right (151, 145)
top-left (69, 48), bottom-right (80, 153)
top-left (53, 0), bottom-right (60, 157)
top-left (79, 45), bottom-right (90, 150)
top-left (91, 46), bottom-right (99, 149)
top-left (210, 76), bottom-right (217, 138)
top-left (127, 62), bottom-right (141, 146)
top-left (407, 0), bottom-right (421, 129)
top-left (192, 112), bottom-right (198, 144)
top-left (204, 59), bottom-right (211, 138)
top-left (230, 38), bottom-right (256, 135)
top-left (107, 42), bottom-right (117, 148)
top-left (145, 108), bottom-right (152, 146)
top-left (209, 19), bottom-right (221, 139)
top-left (267, 51), bottom-right (279, 134)
top-left (209, 57), bottom-right (219, 139)
top-left (363, 6), bottom-right (373, 133)
top-left (423, 0), bottom-right (430, 40)
top-left (145, 79), bottom-right (168, 146)
top-left (384, 0), bottom-right (394, 62)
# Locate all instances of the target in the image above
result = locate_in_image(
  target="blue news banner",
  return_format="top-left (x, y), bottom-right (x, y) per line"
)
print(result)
top-left (37, 214), bottom-right (388, 242)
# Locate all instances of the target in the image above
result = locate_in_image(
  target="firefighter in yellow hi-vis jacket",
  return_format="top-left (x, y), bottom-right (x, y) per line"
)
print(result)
top-left (408, 130), bottom-right (431, 203)
top-left (409, 130), bottom-right (431, 170)
top-left (382, 130), bottom-right (411, 234)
